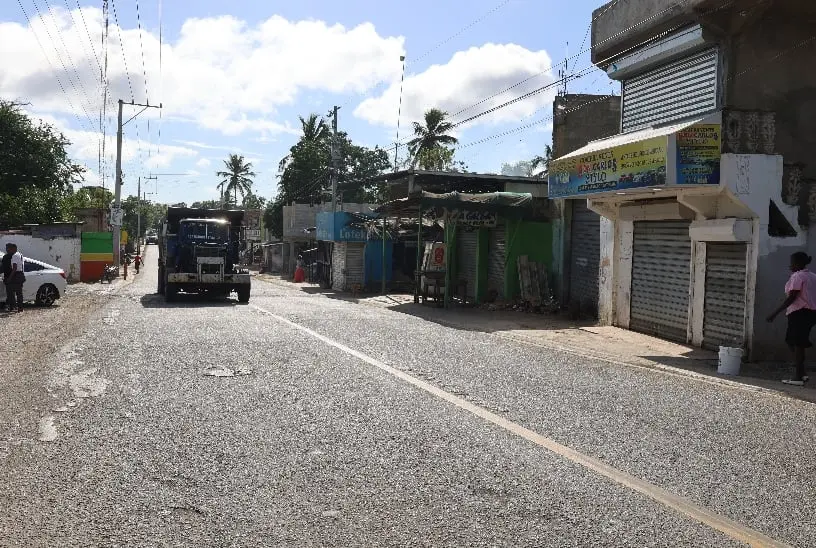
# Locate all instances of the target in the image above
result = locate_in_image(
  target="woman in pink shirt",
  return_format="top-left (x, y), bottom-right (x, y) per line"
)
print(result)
top-left (767, 251), bottom-right (816, 385)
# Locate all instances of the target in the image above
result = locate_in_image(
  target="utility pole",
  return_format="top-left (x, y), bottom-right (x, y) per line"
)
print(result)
top-left (113, 99), bottom-right (162, 269)
top-left (136, 175), bottom-right (157, 255)
top-left (329, 106), bottom-right (340, 212)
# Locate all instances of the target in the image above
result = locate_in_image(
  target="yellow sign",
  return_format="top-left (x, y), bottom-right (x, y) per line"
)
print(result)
top-left (549, 136), bottom-right (668, 198)
top-left (120, 230), bottom-right (128, 245)
top-left (676, 124), bottom-right (722, 185)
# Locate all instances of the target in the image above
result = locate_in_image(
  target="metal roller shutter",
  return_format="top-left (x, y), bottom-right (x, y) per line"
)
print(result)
top-left (630, 221), bottom-right (692, 342)
top-left (332, 242), bottom-right (346, 291)
top-left (488, 225), bottom-right (506, 299)
top-left (569, 200), bottom-right (601, 317)
top-left (703, 243), bottom-right (747, 350)
top-left (457, 228), bottom-right (478, 299)
top-left (621, 49), bottom-right (718, 133)
top-left (345, 243), bottom-right (365, 288)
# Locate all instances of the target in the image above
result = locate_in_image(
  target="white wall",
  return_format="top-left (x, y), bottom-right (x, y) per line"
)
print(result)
top-left (0, 235), bottom-right (80, 282)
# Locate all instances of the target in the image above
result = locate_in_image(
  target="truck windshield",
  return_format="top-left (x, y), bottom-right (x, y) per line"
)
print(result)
top-left (181, 221), bottom-right (229, 243)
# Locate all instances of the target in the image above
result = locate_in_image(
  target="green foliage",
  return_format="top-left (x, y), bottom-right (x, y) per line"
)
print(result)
top-left (216, 154), bottom-right (256, 205)
top-left (121, 195), bottom-right (167, 239)
top-left (0, 100), bottom-right (87, 228)
top-left (408, 109), bottom-right (459, 170)
top-left (270, 112), bottom-right (391, 236)
top-left (64, 186), bottom-right (114, 211)
top-left (190, 200), bottom-right (222, 209)
top-left (241, 191), bottom-right (266, 210)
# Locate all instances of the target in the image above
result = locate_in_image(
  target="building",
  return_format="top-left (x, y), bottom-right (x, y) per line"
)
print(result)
top-left (550, 94), bottom-right (622, 315)
top-left (352, 170), bottom-right (552, 304)
top-left (549, 0), bottom-right (816, 359)
top-left (0, 223), bottom-right (83, 282)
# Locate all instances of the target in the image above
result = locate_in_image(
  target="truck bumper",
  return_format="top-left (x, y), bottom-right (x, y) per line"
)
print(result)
top-left (167, 273), bottom-right (251, 284)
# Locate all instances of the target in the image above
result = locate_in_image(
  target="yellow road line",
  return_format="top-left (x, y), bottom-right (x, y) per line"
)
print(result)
top-left (251, 304), bottom-right (792, 548)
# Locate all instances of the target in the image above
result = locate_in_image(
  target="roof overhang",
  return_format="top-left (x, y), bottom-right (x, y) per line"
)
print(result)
top-left (548, 113), bottom-right (722, 200)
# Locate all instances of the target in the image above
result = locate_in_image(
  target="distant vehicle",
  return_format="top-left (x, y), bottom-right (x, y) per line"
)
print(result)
top-left (145, 231), bottom-right (159, 245)
top-left (22, 258), bottom-right (66, 306)
top-left (157, 207), bottom-right (251, 303)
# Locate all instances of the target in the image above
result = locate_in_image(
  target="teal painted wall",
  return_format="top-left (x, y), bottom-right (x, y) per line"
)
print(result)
top-left (505, 220), bottom-right (554, 300)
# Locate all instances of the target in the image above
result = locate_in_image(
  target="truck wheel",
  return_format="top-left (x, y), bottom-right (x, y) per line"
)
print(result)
top-left (165, 283), bottom-right (178, 302)
top-left (237, 286), bottom-right (250, 303)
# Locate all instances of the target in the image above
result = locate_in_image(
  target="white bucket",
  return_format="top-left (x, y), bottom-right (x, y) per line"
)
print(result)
top-left (717, 346), bottom-right (743, 375)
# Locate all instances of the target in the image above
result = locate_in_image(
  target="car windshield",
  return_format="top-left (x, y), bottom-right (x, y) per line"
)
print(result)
top-left (180, 221), bottom-right (228, 243)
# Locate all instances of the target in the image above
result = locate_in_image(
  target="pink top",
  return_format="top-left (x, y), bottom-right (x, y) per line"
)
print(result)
top-left (785, 269), bottom-right (816, 315)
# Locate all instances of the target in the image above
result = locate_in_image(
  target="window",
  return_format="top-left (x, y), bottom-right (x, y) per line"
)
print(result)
top-left (24, 261), bottom-right (44, 272)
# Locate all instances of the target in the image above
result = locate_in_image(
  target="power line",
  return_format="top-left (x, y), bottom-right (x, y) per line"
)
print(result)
top-left (135, 0), bottom-right (150, 102)
top-left (14, 0), bottom-right (95, 133)
top-left (63, 0), bottom-right (103, 76)
top-left (110, 0), bottom-right (135, 101)
top-left (26, 0), bottom-right (98, 129)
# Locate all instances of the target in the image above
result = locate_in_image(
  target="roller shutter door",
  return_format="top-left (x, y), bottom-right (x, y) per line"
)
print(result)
top-left (457, 228), bottom-right (478, 299)
top-left (630, 221), bottom-right (692, 342)
top-left (488, 225), bottom-right (506, 299)
top-left (345, 243), bottom-right (365, 288)
top-left (569, 200), bottom-right (601, 317)
top-left (621, 49), bottom-right (718, 132)
top-left (331, 242), bottom-right (347, 291)
top-left (703, 243), bottom-right (747, 350)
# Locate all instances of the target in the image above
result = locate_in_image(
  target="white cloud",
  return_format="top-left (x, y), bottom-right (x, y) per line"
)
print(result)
top-left (196, 158), bottom-right (211, 168)
top-left (0, 7), bottom-right (405, 138)
top-left (355, 43), bottom-right (556, 131)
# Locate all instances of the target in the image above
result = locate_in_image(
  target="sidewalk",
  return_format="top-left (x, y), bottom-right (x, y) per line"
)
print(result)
top-left (257, 274), bottom-right (816, 404)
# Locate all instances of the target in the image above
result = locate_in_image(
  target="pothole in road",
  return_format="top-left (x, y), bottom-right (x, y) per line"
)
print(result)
top-left (202, 366), bottom-right (252, 378)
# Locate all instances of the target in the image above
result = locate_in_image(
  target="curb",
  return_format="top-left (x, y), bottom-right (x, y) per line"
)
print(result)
top-left (254, 277), bottom-right (813, 403)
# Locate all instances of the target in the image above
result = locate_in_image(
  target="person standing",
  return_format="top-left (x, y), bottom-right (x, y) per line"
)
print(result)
top-left (134, 254), bottom-right (142, 274)
top-left (767, 251), bottom-right (816, 385)
top-left (1, 245), bottom-right (12, 312)
top-left (4, 243), bottom-right (24, 313)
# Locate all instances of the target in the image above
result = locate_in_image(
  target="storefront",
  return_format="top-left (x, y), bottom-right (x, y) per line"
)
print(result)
top-left (316, 211), bottom-right (370, 291)
top-left (549, 113), bottom-right (766, 356)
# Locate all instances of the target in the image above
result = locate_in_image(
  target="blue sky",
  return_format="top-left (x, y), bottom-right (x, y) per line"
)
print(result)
top-left (0, 0), bottom-right (616, 205)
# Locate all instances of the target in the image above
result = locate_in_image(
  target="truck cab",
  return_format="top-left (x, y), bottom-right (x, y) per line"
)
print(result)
top-left (158, 208), bottom-right (251, 303)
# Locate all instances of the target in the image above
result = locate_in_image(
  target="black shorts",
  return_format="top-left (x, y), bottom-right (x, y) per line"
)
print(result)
top-left (786, 308), bottom-right (816, 348)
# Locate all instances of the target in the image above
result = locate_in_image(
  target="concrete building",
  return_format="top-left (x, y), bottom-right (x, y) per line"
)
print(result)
top-left (0, 223), bottom-right (83, 282)
top-left (549, 0), bottom-right (816, 359)
top-left (550, 94), bottom-right (622, 315)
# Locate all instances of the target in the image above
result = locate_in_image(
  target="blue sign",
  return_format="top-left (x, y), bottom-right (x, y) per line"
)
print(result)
top-left (676, 124), bottom-right (722, 186)
top-left (316, 212), bottom-right (371, 242)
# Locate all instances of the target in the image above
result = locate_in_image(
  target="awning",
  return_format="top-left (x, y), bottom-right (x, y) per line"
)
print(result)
top-left (555, 116), bottom-right (707, 162)
top-left (375, 191), bottom-right (533, 217)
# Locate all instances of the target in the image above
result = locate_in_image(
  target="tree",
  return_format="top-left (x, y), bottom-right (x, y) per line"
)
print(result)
top-left (121, 195), bottom-right (167, 240)
top-left (64, 186), bottom-right (114, 212)
top-left (0, 100), bottom-right (86, 228)
top-left (191, 200), bottom-right (222, 209)
top-left (241, 191), bottom-right (266, 210)
top-left (216, 154), bottom-right (256, 205)
top-left (531, 145), bottom-right (553, 175)
top-left (407, 108), bottom-right (458, 169)
top-left (501, 160), bottom-right (534, 177)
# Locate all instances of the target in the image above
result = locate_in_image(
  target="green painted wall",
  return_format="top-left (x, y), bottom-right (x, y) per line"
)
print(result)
top-left (505, 220), bottom-right (553, 300)
top-left (81, 232), bottom-right (113, 253)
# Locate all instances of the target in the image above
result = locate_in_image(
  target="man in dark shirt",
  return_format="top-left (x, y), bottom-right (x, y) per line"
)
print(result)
top-left (1, 245), bottom-right (11, 312)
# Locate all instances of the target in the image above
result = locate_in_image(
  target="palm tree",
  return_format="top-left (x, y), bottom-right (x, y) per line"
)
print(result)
top-left (407, 108), bottom-right (458, 169)
top-left (278, 114), bottom-right (330, 172)
top-left (531, 145), bottom-right (553, 177)
top-left (217, 154), bottom-right (256, 207)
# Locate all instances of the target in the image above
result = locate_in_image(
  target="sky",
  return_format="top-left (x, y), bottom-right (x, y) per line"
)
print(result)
top-left (0, 0), bottom-right (618, 205)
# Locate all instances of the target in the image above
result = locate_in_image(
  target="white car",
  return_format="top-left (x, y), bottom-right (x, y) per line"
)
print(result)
top-left (19, 258), bottom-right (66, 306)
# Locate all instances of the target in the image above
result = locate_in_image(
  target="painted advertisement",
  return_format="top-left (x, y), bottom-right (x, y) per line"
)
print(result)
top-left (316, 212), bottom-right (369, 242)
top-left (548, 136), bottom-right (668, 198)
top-left (676, 124), bottom-right (721, 185)
top-left (444, 209), bottom-right (498, 227)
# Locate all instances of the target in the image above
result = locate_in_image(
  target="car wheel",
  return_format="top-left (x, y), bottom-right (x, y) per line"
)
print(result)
top-left (237, 286), bottom-right (250, 303)
top-left (36, 284), bottom-right (59, 306)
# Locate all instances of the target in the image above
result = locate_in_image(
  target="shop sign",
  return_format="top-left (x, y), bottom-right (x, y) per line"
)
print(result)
top-left (445, 209), bottom-right (497, 227)
top-left (315, 212), bottom-right (369, 242)
top-left (426, 243), bottom-right (446, 270)
top-left (548, 136), bottom-right (668, 198)
top-left (676, 124), bottom-right (721, 185)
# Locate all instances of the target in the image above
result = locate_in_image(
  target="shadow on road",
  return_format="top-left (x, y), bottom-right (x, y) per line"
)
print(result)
top-left (139, 293), bottom-right (247, 309)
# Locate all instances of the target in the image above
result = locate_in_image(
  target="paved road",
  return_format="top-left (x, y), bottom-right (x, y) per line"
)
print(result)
top-left (1, 246), bottom-right (814, 547)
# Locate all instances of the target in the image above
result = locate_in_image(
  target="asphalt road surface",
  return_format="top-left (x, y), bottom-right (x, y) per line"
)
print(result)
top-left (1, 246), bottom-right (814, 547)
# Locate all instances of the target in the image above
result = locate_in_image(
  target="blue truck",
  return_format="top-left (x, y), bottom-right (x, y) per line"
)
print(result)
top-left (157, 207), bottom-right (251, 303)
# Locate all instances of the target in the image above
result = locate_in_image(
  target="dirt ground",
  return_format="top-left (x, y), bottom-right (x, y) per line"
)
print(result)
top-left (0, 287), bottom-right (110, 458)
